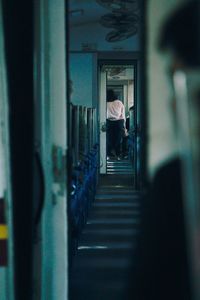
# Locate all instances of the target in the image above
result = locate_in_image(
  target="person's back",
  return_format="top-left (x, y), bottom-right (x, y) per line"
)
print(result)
top-left (106, 89), bottom-right (125, 159)
top-left (107, 99), bottom-right (125, 121)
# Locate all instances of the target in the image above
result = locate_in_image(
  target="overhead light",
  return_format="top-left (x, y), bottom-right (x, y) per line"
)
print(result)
top-left (112, 46), bottom-right (123, 51)
top-left (81, 43), bottom-right (97, 51)
top-left (112, 76), bottom-right (121, 79)
top-left (69, 9), bottom-right (84, 17)
top-left (110, 3), bottom-right (122, 9)
top-left (96, 0), bottom-right (122, 10)
top-left (96, 0), bottom-right (139, 12)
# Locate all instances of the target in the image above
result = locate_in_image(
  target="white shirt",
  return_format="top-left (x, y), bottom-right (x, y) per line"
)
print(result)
top-left (107, 100), bottom-right (125, 121)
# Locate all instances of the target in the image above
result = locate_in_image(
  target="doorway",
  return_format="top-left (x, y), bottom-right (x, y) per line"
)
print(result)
top-left (98, 61), bottom-right (138, 184)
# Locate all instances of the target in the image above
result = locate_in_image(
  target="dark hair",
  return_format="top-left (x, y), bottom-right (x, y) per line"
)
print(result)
top-left (107, 89), bottom-right (116, 102)
top-left (159, 0), bottom-right (200, 67)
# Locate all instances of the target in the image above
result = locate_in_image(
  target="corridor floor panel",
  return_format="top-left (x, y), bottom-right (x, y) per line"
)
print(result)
top-left (70, 171), bottom-right (141, 300)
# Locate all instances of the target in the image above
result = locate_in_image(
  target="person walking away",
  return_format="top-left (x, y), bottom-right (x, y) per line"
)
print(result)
top-left (106, 89), bottom-right (125, 160)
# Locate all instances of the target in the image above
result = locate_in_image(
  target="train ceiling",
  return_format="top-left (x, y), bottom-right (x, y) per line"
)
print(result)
top-left (69, 0), bottom-right (140, 47)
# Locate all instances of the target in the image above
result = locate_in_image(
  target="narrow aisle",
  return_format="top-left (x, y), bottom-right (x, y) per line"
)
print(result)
top-left (70, 163), bottom-right (141, 300)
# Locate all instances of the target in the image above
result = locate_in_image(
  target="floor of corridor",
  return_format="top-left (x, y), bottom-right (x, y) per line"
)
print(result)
top-left (70, 159), bottom-right (141, 300)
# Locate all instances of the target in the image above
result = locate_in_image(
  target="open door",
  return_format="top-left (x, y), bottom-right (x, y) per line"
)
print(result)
top-left (99, 66), bottom-right (107, 174)
top-left (99, 61), bottom-right (138, 177)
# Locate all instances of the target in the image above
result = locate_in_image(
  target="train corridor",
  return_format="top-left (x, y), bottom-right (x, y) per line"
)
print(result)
top-left (70, 158), bottom-right (141, 300)
top-left (1, 0), bottom-right (198, 299)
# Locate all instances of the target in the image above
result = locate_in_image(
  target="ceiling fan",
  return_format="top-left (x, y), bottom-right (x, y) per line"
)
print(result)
top-left (107, 66), bottom-right (126, 76)
top-left (100, 12), bottom-right (139, 30)
top-left (97, 0), bottom-right (139, 42)
top-left (106, 28), bottom-right (137, 42)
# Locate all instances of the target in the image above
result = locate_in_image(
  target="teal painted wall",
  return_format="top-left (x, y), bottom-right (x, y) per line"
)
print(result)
top-left (70, 53), bottom-right (95, 107)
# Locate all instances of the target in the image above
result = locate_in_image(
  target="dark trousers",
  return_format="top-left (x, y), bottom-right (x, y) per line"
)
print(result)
top-left (106, 119), bottom-right (124, 156)
top-left (122, 136), bottom-right (128, 155)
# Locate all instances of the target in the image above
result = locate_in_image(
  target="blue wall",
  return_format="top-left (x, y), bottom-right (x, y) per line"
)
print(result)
top-left (70, 53), bottom-right (95, 107)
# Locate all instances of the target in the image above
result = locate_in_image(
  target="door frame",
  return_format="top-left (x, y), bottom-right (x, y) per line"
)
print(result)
top-left (98, 59), bottom-right (138, 184)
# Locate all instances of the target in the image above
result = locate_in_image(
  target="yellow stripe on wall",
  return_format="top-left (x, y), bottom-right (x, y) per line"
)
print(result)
top-left (0, 225), bottom-right (8, 239)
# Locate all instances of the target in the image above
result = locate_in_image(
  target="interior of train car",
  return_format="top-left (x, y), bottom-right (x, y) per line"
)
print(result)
top-left (0, 0), bottom-right (200, 299)
top-left (68, 2), bottom-right (145, 297)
